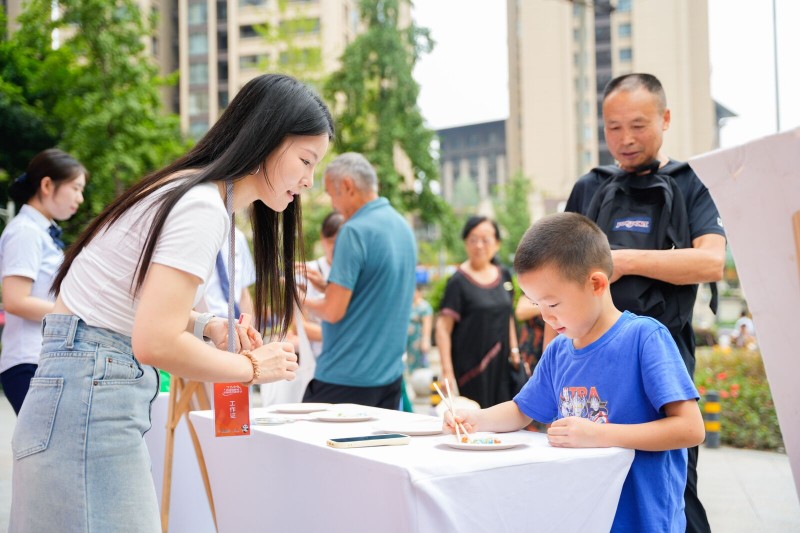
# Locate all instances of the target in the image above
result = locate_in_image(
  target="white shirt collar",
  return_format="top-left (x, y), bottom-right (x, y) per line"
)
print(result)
top-left (18, 204), bottom-right (53, 230)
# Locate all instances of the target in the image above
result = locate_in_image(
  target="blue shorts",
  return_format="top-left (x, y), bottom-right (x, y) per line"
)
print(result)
top-left (10, 314), bottom-right (161, 533)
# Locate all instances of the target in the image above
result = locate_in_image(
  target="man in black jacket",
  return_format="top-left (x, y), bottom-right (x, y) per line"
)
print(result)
top-left (563, 73), bottom-right (725, 533)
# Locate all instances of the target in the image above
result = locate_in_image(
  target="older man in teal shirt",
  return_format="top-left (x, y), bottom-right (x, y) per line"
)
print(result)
top-left (303, 153), bottom-right (416, 408)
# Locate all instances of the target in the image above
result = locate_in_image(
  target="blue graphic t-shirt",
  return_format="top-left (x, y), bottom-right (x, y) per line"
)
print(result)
top-left (514, 311), bottom-right (699, 533)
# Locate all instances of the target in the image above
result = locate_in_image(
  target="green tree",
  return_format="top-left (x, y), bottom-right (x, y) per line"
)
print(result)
top-left (5, 0), bottom-right (187, 238)
top-left (451, 172), bottom-right (479, 214)
top-left (493, 172), bottom-right (531, 266)
top-left (0, 7), bottom-right (64, 212)
top-left (254, 0), bottom-right (325, 89)
top-left (323, 0), bottom-right (453, 236)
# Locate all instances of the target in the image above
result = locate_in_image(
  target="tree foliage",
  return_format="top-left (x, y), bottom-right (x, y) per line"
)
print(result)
top-left (493, 171), bottom-right (532, 266)
top-left (323, 0), bottom-right (454, 240)
top-left (0, 0), bottom-right (187, 238)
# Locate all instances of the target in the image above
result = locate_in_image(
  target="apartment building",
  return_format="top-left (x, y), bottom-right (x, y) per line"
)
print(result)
top-left (506, 0), bottom-right (715, 205)
top-left (4, 0), bottom-right (412, 137)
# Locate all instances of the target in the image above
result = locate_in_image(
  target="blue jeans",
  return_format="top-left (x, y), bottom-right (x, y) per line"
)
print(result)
top-left (10, 314), bottom-right (161, 533)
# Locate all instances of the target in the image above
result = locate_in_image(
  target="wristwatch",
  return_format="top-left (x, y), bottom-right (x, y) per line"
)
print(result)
top-left (194, 312), bottom-right (215, 341)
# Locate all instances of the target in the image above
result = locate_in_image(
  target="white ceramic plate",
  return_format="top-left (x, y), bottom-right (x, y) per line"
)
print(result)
top-left (314, 411), bottom-right (375, 422)
top-left (444, 433), bottom-right (523, 451)
top-left (373, 419), bottom-right (443, 436)
top-left (269, 403), bottom-right (332, 414)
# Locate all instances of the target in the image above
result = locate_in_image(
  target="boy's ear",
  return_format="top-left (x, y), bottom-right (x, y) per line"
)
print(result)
top-left (588, 271), bottom-right (608, 295)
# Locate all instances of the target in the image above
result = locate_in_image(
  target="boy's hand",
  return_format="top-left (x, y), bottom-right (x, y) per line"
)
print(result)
top-left (547, 416), bottom-right (604, 448)
top-left (442, 409), bottom-right (478, 434)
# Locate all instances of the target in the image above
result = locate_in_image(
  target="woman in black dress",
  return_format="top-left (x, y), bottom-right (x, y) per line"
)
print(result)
top-left (435, 217), bottom-right (520, 408)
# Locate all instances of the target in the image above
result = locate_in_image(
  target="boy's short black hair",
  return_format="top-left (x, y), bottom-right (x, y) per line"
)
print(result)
top-left (513, 212), bottom-right (613, 284)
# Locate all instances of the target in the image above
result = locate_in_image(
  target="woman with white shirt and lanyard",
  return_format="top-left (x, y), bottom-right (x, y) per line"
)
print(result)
top-left (0, 149), bottom-right (87, 414)
top-left (10, 74), bottom-right (334, 533)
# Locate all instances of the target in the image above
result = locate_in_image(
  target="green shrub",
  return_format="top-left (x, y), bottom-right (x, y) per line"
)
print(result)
top-left (695, 347), bottom-right (783, 451)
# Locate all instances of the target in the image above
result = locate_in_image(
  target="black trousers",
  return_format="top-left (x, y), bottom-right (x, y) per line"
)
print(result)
top-left (302, 376), bottom-right (402, 410)
top-left (1, 363), bottom-right (38, 414)
top-left (685, 444), bottom-right (711, 533)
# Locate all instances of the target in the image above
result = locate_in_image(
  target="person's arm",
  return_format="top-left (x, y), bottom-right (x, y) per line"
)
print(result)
top-left (610, 233), bottom-right (726, 285)
top-left (303, 268), bottom-right (328, 293)
top-left (435, 313), bottom-right (457, 388)
top-left (238, 287), bottom-right (255, 317)
top-left (515, 297), bottom-right (540, 321)
top-left (443, 400), bottom-right (532, 434)
top-left (132, 263), bottom-right (297, 384)
top-left (508, 316), bottom-right (520, 369)
top-left (1, 276), bottom-right (54, 321)
top-left (542, 323), bottom-right (558, 352)
top-left (420, 312), bottom-right (433, 353)
top-left (302, 282), bottom-right (352, 324)
top-left (546, 399), bottom-right (704, 451)
top-left (302, 318), bottom-right (323, 342)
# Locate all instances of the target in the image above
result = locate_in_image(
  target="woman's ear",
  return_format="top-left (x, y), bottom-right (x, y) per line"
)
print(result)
top-left (39, 176), bottom-right (54, 197)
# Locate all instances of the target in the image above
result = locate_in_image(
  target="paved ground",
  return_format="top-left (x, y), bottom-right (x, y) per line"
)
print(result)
top-left (0, 388), bottom-right (798, 532)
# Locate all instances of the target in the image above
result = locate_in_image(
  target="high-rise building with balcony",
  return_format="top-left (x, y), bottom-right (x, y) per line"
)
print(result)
top-left (506, 0), bottom-right (714, 205)
top-left (4, 0), bottom-right (409, 137)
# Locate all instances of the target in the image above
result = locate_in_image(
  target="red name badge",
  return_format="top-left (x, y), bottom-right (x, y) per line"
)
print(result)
top-left (213, 382), bottom-right (251, 437)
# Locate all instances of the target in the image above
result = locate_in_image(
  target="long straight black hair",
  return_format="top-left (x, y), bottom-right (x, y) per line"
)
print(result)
top-left (53, 74), bottom-right (334, 336)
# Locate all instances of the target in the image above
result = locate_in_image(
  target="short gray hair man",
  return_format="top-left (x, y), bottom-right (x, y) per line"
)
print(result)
top-left (324, 152), bottom-right (379, 193)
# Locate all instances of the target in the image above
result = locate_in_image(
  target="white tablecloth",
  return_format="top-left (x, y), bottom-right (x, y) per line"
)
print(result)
top-left (189, 406), bottom-right (633, 533)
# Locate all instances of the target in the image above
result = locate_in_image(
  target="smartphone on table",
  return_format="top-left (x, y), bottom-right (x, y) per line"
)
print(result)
top-left (326, 433), bottom-right (410, 449)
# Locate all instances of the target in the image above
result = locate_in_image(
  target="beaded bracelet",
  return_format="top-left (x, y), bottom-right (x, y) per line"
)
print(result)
top-left (240, 349), bottom-right (261, 386)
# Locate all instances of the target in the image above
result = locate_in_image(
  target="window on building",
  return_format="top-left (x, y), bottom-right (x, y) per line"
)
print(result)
top-left (279, 17), bottom-right (320, 36)
top-left (595, 25), bottom-right (610, 43)
top-left (190, 121), bottom-right (209, 138)
top-left (189, 33), bottom-right (208, 55)
top-left (617, 0), bottom-right (631, 12)
top-left (189, 92), bottom-right (209, 115)
top-left (618, 23), bottom-right (632, 38)
top-left (218, 61), bottom-right (228, 81)
top-left (240, 25), bottom-right (260, 39)
top-left (189, 63), bottom-right (208, 85)
top-left (239, 54), bottom-right (267, 69)
top-left (188, 3), bottom-right (207, 25)
top-left (279, 47), bottom-right (321, 67)
top-left (239, 0), bottom-right (267, 6)
top-left (619, 48), bottom-right (632, 62)
top-left (218, 1), bottom-right (227, 20)
top-left (219, 91), bottom-right (229, 109)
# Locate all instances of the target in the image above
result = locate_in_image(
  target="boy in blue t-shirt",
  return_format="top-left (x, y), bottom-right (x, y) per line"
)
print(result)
top-left (444, 213), bottom-right (705, 533)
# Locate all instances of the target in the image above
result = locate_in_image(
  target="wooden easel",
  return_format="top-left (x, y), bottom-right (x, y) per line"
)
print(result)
top-left (161, 378), bottom-right (217, 533)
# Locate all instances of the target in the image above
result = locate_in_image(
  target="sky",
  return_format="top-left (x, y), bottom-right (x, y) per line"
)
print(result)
top-left (411, 0), bottom-right (800, 150)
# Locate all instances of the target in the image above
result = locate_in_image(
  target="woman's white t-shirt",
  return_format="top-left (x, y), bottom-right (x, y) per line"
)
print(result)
top-left (61, 181), bottom-right (229, 337)
top-left (0, 205), bottom-right (64, 372)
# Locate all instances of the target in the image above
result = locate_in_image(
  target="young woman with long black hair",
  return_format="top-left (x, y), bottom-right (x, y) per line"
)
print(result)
top-left (10, 74), bottom-right (334, 533)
